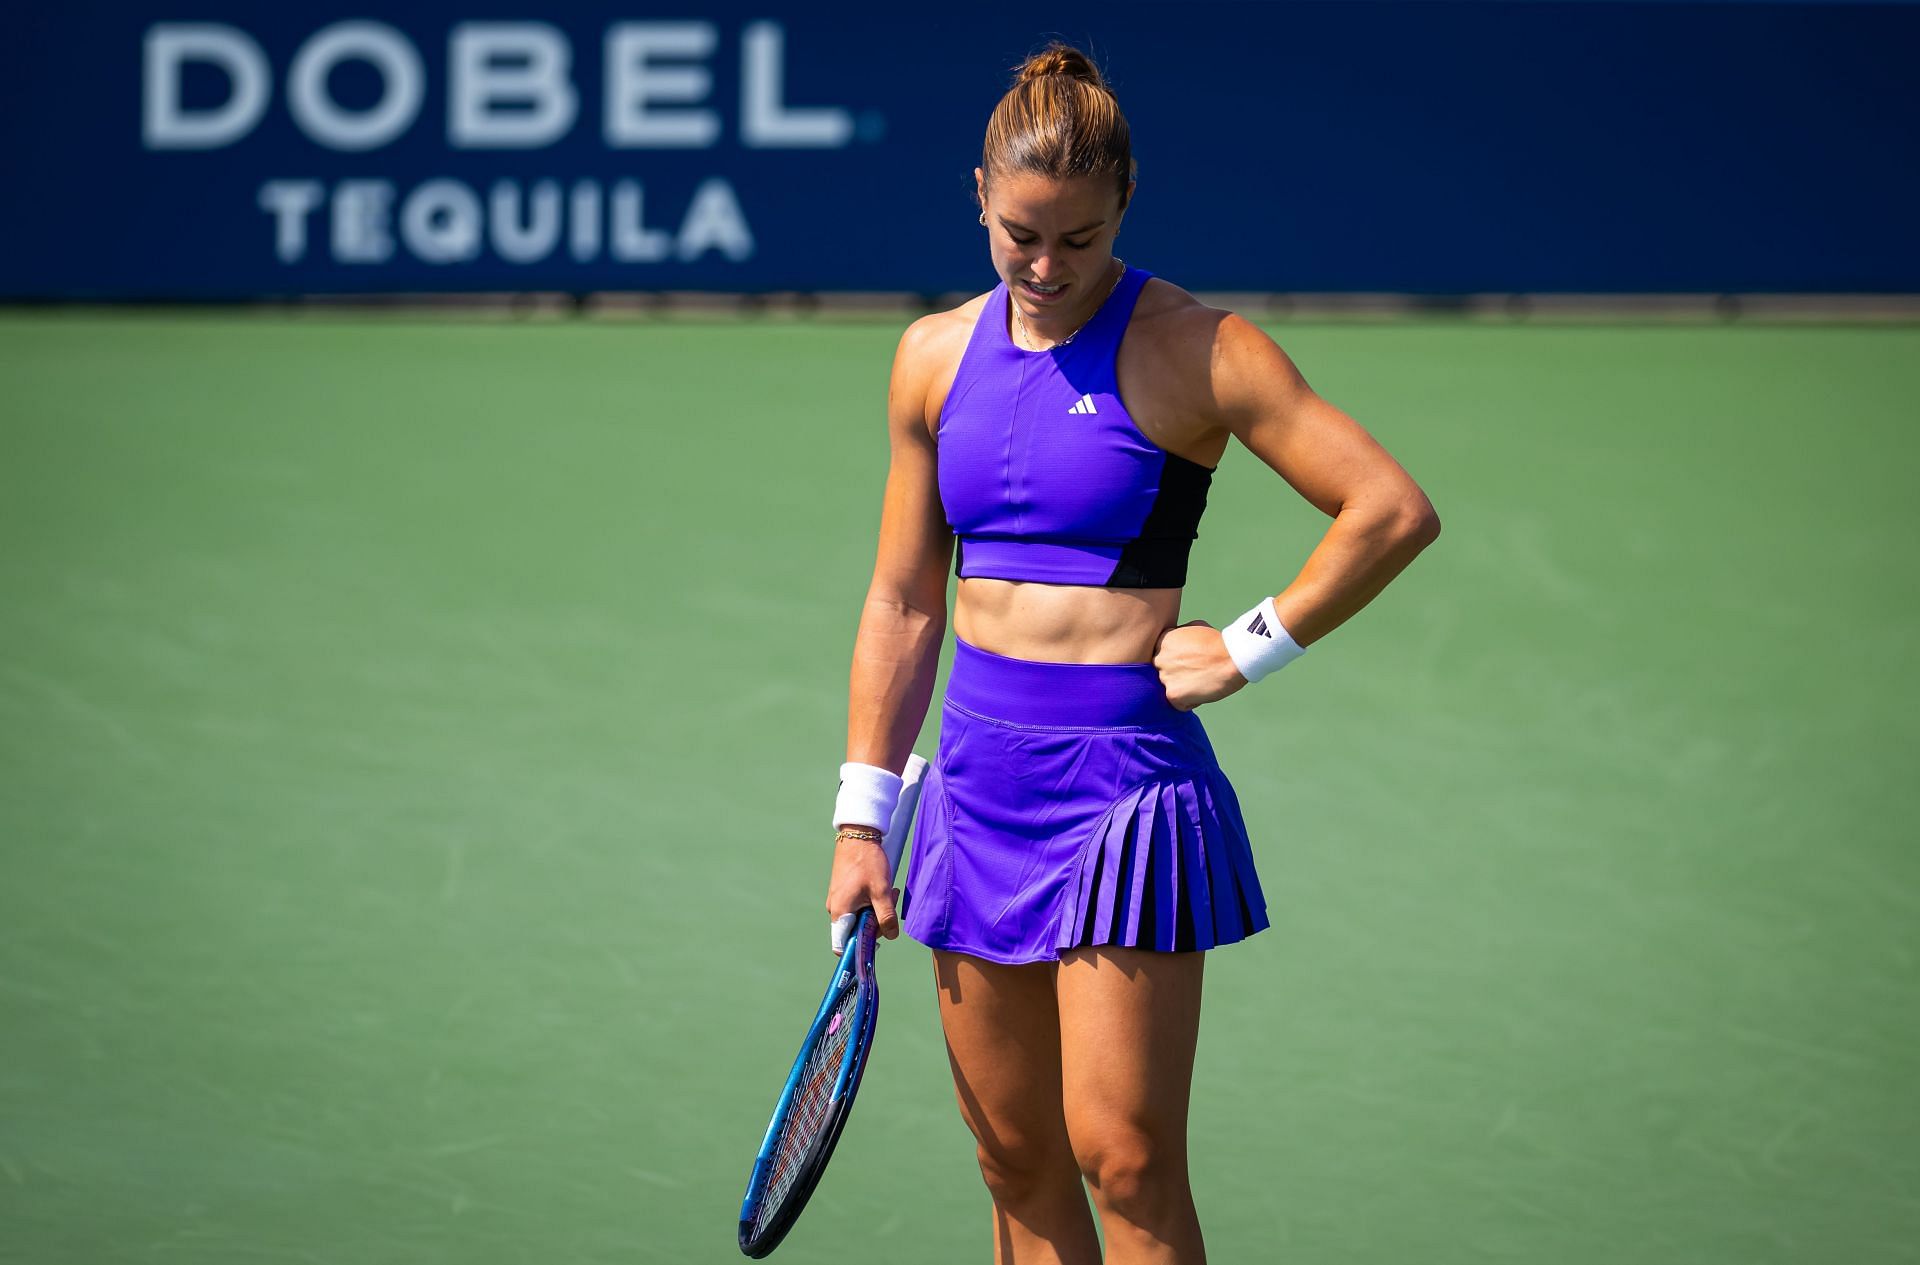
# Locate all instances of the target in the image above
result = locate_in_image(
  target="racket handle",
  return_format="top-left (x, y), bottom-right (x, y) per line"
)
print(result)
top-left (882, 754), bottom-right (929, 883)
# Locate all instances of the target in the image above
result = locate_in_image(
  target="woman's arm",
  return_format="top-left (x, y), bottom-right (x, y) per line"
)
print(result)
top-left (844, 316), bottom-right (956, 770)
top-left (1213, 314), bottom-right (1441, 643)
top-left (828, 316), bottom-right (957, 937)
top-left (1156, 312), bottom-right (1441, 707)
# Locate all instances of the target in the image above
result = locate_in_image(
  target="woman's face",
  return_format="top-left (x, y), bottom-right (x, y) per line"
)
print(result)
top-left (975, 167), bottom-right (1133, 326)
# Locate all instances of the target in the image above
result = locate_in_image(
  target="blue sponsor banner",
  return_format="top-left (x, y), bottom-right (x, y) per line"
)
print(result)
top-left (3, 2), bottom-right (1917, 297)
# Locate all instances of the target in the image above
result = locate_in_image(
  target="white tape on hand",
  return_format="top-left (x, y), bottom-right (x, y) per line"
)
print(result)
top-left (830, 912), bottom-right (856, 957)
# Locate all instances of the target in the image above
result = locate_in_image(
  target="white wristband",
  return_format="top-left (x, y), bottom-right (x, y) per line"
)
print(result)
top-left (1219, 596), bottom-right (1306, 683)
top-left (832, 762), bottom-right (903, 834)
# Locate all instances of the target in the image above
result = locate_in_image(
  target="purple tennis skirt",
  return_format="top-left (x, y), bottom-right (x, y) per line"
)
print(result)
top-left (901, 638), bottom-right (1270, 965)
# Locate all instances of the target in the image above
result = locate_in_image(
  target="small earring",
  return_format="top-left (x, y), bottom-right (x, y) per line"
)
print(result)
top-left (978, 211), bottom-right (986, 225)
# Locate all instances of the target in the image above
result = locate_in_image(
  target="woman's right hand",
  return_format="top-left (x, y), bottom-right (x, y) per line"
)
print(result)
top-left (825, 833), bottom-right (901, 954)
top-left (1154, 619), bottom-right (1249, 711)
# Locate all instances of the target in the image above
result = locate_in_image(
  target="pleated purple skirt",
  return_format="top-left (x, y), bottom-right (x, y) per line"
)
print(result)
top-left (901, 638), bottom-right (1269, 965)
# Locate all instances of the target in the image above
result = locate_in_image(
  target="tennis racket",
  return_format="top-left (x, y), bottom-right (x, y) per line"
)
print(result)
top-left (736, 754), bottom-right (928, 1258)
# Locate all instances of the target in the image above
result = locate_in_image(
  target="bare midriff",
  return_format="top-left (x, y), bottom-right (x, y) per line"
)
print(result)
top-left (952, 576), bottom-right (1182, 665)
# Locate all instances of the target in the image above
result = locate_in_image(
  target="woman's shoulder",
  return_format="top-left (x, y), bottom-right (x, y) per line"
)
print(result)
top-left (1132, 274), bottom-right (1237, 348)
top-left (901, 289), bottom-right (992, 356)
top-left (892, 289), bottom-right (994, 395)
top-left (1129, 274), bottom-right (1282, 382)
top-left (1119, 275), bottom-right (1289, 449)
top-left (1123, 275), bottom-right (1231, 383)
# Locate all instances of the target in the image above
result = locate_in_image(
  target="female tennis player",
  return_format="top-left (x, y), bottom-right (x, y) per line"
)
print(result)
top-left (825, 42), bottom-right (1440, 1264)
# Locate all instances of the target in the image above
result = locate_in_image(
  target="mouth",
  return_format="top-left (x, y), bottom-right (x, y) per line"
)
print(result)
top-left (1018, 277), bottom-right (1069, 303)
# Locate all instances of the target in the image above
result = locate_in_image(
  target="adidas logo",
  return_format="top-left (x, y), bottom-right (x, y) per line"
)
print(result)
top-left (1067, 394), bottom-right (1098, 415)
top-left (1247, 613), bottom-right (1273, 638)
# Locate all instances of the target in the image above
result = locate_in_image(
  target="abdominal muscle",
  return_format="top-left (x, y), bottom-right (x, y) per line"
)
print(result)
top-left (952, 577), bottom-right (1182, 665)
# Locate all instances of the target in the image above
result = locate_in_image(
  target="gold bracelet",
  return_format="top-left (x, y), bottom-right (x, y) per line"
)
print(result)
top-left (834, 826), bottom-right (884, 843)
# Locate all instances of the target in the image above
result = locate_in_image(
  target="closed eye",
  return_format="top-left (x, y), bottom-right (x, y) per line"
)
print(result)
top-left (1012, 236), bottom-right (1094, 251)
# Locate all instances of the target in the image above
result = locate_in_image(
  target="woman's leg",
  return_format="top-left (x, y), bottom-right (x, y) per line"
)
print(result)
top-left (1057, 946), bottom-right (1208, 1264)
top-left (932, 949), bottom-right (1103, 1265)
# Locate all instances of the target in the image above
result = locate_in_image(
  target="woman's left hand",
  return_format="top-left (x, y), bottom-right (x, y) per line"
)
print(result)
top-left (1153, 620), bottom-right (1247, 711)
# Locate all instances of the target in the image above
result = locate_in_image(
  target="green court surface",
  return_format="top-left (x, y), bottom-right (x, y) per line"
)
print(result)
top-left (2, 311), bottom-right (1915, 1264)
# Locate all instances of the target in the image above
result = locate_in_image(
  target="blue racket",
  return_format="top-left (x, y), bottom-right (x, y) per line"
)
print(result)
top-left (737, 754), bottom-right (927, 1258)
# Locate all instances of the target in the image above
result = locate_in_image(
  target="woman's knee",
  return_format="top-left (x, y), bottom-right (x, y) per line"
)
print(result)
top-left (973, 1131), bottom-right (1077, 1208)
top-left (1070, 1124), bottom-right (1189, 1220)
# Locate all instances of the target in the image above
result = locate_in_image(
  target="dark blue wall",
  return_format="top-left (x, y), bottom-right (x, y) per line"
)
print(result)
top-left (4, 2), bottom-right (1917, 297)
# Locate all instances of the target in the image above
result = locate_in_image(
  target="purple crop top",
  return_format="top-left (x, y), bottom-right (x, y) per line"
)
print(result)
top-left (937, 265), bottom-right (1213, 588)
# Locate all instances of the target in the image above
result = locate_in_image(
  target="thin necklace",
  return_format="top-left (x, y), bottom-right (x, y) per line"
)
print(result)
top-left (1013, 258), bottom-right (1126, 352)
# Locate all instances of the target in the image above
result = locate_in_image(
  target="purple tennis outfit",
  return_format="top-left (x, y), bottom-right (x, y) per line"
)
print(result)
top-left (938, 265), bottom-right (1213, 589)
top-left (900, 265), bottom-right (1271, 965)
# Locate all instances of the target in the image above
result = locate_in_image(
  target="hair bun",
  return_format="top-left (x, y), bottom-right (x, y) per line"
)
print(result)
top-left (983, 40), bottom-right (1132, 202)
top-left (1014, 41), bottom-right (1109, 93)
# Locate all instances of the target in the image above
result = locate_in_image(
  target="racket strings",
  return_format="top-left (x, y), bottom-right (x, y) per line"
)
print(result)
top-left (756, 984), bottom-right (860, 1230)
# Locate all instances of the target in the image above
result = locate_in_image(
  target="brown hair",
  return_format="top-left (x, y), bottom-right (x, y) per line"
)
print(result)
top-left (981, 42), bottom-right (1134, 209)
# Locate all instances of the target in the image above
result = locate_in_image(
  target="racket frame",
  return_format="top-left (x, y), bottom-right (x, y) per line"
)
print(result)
top-left (735, 755), bottom-right (925, 1258)
top-left (736, 909), bottom-right (880, 1257)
